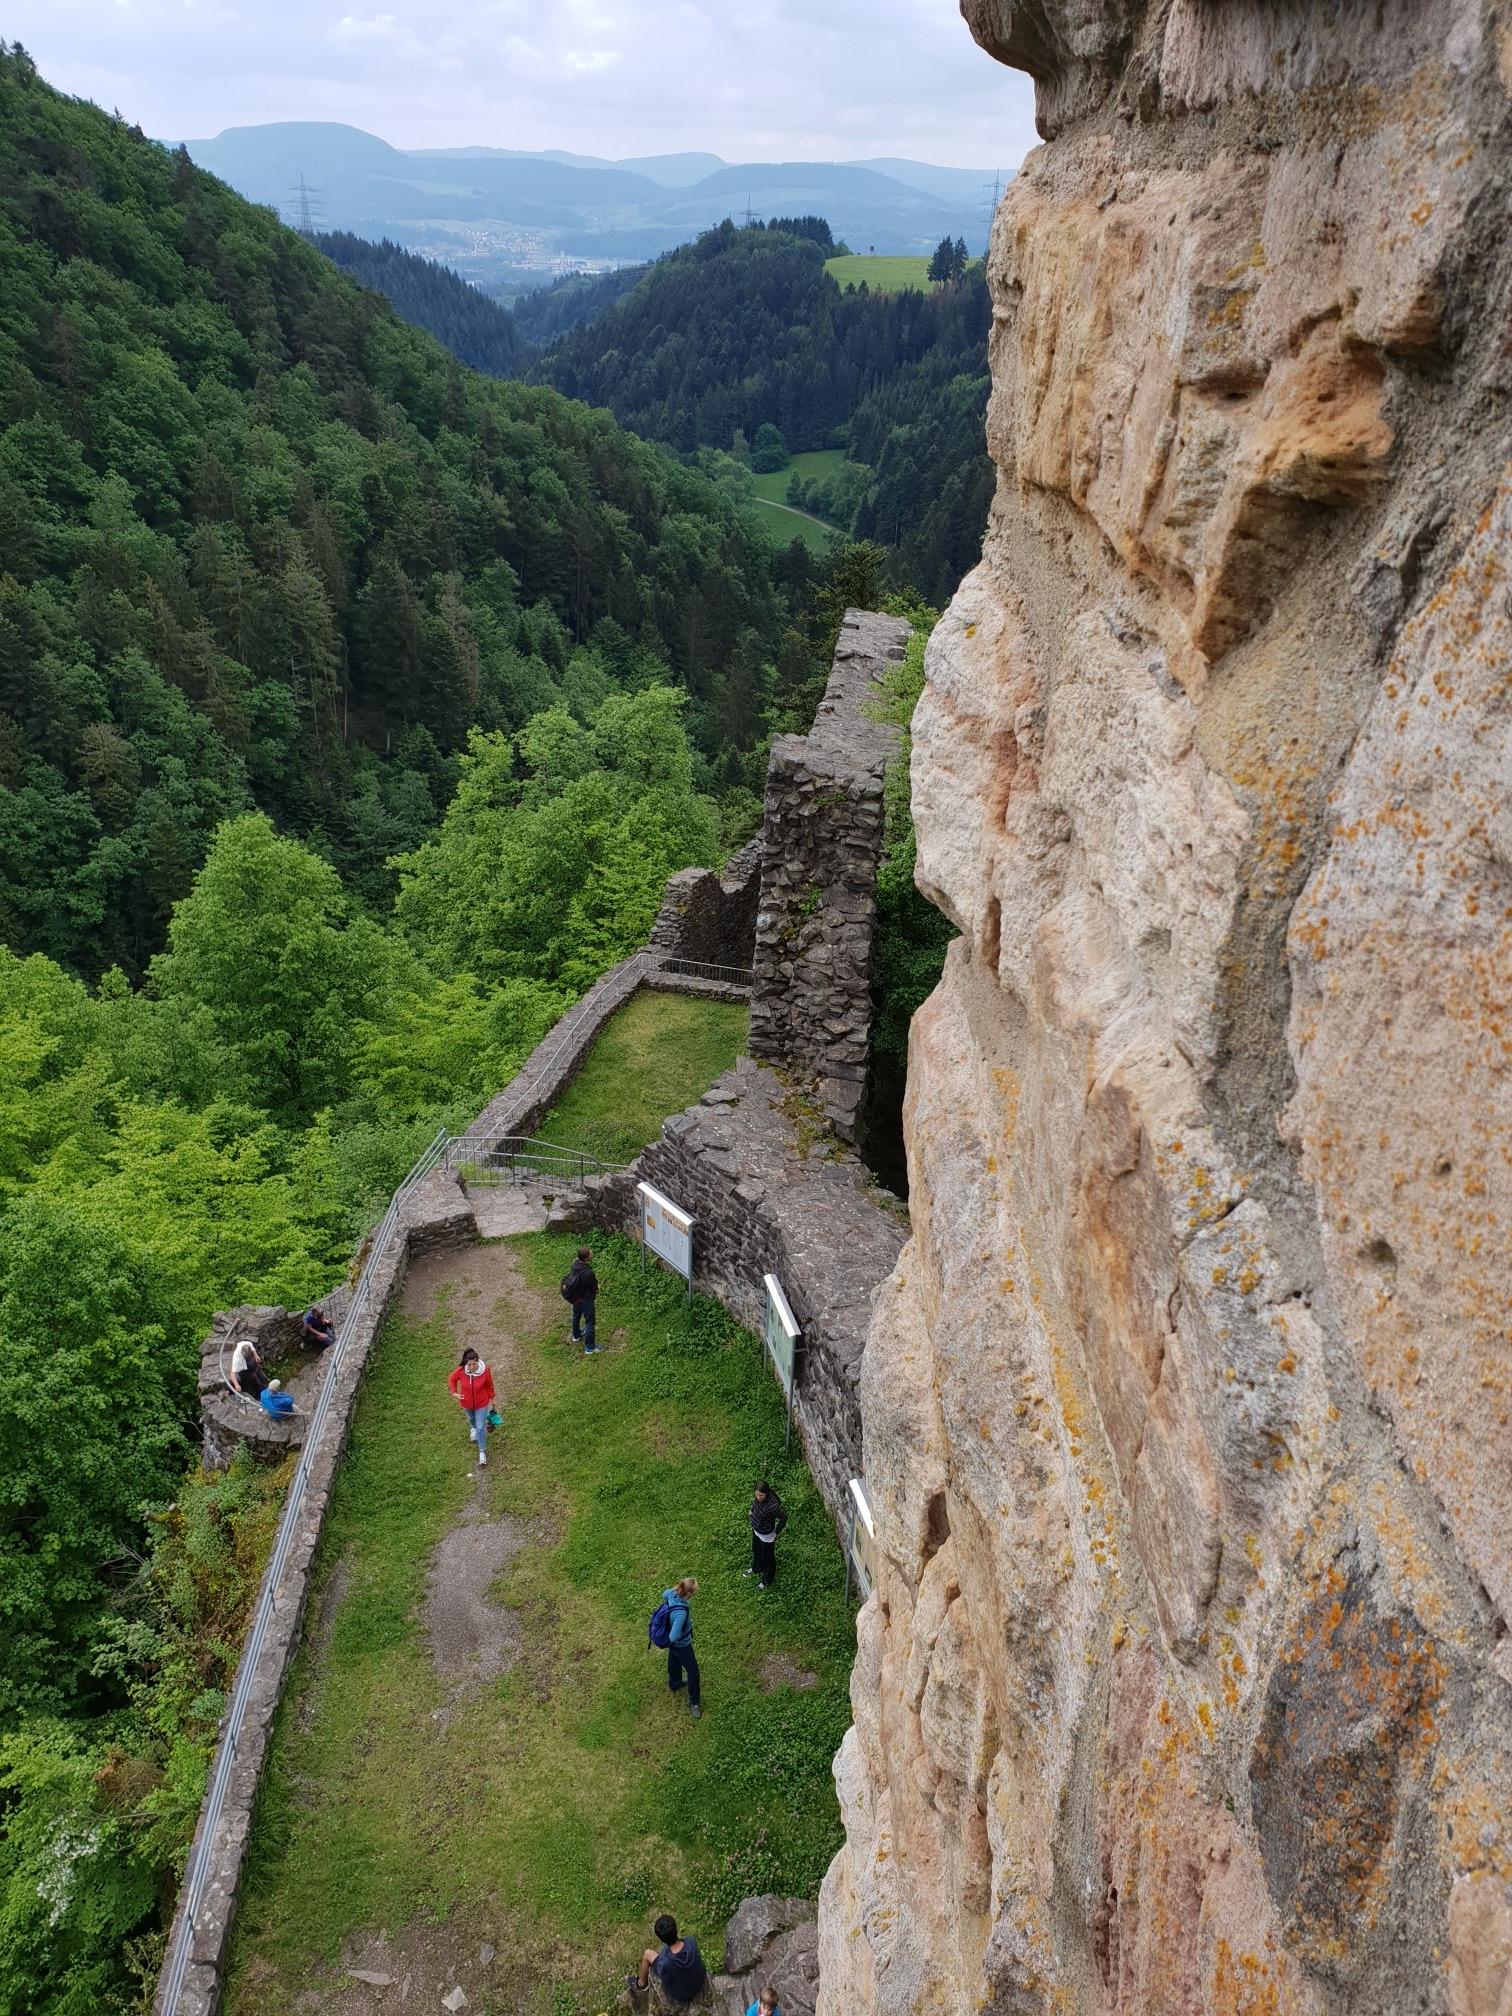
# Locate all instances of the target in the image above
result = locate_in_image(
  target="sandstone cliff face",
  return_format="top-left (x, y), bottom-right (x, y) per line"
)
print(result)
top-left (819, 7), bottom-right (1512, 2013)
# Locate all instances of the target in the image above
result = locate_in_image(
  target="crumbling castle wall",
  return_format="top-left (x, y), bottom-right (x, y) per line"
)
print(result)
top-left (819, 8), bottom-right (1512, 2015)
top-left (748, 609), bottom-right (910, 1141)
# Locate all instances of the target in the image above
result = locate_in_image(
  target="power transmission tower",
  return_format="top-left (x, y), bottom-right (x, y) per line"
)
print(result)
top-left (741, 193), bottom-right (760, 228)
top-left (980, 168), bottom-right (1002, 256)
top-left (288, 172), bottom-right (324, 235)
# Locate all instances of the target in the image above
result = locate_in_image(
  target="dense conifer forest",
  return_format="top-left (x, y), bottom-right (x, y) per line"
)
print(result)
top-left (308, 230), bottom-right (522, 376)
top-left (529, 220), bottom-right (994, 603)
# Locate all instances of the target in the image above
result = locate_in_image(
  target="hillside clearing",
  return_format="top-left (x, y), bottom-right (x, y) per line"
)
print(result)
top-left (824, 253), bottom-right (933, 292)
top-left (747, 448), bottom-right (848, 554)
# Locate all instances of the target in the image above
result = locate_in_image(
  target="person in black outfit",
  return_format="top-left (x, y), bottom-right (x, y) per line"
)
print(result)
top-left (745, 1480), bottom-right (787, 1590)
top-left (561, 1246), bottom-right (599, 1353)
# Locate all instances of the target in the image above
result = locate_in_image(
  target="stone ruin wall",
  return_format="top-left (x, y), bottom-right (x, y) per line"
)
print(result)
top-left (748, 609), bottom-right (911, 1140)
top-left (819, 8), bottom-right (1512, 2016)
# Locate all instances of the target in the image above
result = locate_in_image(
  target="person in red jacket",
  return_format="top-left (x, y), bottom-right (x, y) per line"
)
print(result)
top-left (447, 1347), bottom-right (496, 1469)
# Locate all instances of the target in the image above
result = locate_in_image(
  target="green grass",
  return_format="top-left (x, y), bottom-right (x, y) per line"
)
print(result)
top-left (824, 253), bottom-right (933, 293)
top-left (747, 498), bottom-right (836, 554)
top-left (227, 1234), bottom-right (855, 2016)
top-left (747, 447), bottom-right (845, 508)
top-left (538, 990), bottom-right (749, 1164)
top-left (746, 450), bottom-right (846, 555)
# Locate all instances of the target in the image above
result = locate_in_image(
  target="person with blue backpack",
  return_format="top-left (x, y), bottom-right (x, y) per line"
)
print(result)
top-left (649, 1577), bottom-right (701, 1719)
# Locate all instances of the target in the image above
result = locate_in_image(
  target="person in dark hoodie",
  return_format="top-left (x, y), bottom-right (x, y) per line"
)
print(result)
top-left (744, 1480), bottom-right (788, 1591)
top-left (627, 1912), bottom-right (707, 2005)
top-left (561, 1245), bottom-right (599, 1354)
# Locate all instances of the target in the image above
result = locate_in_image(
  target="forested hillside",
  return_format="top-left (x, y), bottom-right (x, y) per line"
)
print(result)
top-left (0, 52), bottom-right (789, 981)
top-left (309, 231), bottom-right (521, 375)
top-left (507, 259), bottom-right (648, 343)
top-left (0, 49), bottom-right (884, 2011)
top-left (531, 220), bottom-right (993, 602)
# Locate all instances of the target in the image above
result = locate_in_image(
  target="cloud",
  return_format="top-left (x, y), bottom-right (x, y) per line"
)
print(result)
top-left (6, 0), bottom-right (1038, 171)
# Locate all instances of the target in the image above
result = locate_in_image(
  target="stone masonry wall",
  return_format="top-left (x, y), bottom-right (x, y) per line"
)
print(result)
top-left (553, 1056), bottom-right (907, 1533)
top-left (748, 609), bottom-right (910, 1141)
top-left (818, 9), bottom-right (1512, 2016)
top-left (160, 1170), bottom-right (475, 2016)
top-left (649, 835), bottom-right (762, 971)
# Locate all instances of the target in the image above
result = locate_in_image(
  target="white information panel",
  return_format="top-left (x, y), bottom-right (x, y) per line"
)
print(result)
top-left (762, 1272), bottom-right (801, 1400)
top-left (846, 1476), bottom-right (878, 1601)
top-left (637, 1180), bottom-right (694, 1284)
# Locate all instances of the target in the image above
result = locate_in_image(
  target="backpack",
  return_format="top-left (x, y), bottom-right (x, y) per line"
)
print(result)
top-left (560, 1268), bottom-right (578, 1304)
top-left (648, 1598), bottom-right (674, 1649)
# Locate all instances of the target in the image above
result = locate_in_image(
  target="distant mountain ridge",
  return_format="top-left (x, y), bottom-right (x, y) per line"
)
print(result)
top-left (181, 120), bottom-right (997, 280)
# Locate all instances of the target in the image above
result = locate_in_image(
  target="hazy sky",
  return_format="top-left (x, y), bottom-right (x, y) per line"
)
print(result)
top-left (9, 0), bottom-right (1038, 169)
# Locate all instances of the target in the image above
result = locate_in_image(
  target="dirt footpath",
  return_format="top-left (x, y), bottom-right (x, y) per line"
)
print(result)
top-left (292, 1238), bottom-right (565, 2016)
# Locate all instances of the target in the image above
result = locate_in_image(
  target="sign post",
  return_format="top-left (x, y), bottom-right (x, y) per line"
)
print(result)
top-left (636, 1181), bottom-right (694, 1298)
top-left (844, 1477), bottom-right (877, 1604)
top-left (762, 1272), bottom-right (802, 1450)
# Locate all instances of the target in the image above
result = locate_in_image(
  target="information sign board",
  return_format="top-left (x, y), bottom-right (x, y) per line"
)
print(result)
top-left (762, 1273), bottom-right (800, 1400)
top-left (637, 1181), bottom-right (694, 1285)
top-left (846, 1476), bottom-right (878, 1601)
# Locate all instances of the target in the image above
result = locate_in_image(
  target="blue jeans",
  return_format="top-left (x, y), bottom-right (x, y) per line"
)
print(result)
top-left (572, 1297), bottom-right (596, 1347)
top-left (667, 1642), bottom-right (700, 1709)
top-left (465, 1405), bottom-right (490, 1459)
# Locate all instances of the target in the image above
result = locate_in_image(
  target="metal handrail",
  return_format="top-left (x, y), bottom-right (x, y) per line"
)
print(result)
top-left (650, 956), bottom-right (753, 989)
top-left (443, 1132), bottom-right (630, 1187)
top-left (157, 1127), bottom-right (448, 2013)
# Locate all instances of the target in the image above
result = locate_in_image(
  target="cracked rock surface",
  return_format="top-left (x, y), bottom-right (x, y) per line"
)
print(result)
top-left (818, 6), bottom-right (1512, 2014)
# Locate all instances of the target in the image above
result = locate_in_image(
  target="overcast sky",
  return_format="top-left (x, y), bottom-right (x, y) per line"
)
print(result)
top-left (9, 0), bottom-right (1038, 169)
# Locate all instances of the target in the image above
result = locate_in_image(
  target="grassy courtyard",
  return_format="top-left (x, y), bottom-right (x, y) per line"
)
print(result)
top-left (226, 1232), bottom-right (851, 2016)
top-left (538, 989), bottom-right (749, 1164)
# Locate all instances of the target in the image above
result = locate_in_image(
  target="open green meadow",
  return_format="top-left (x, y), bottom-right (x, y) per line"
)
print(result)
top-left (539, 990), bottom-right (750, 1165)
top-left (226, 1233), bottom-right (855, 2015)
top-left (824, 253), bottom-right (934, 292)
top-left (746, 447), bottom-right (847, 554)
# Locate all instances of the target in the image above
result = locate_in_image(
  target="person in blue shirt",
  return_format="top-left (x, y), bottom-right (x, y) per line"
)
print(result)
top-left (627, 1913), bottom-right (707, 2005)
top-left (745, 1991), bottom-right (780, 2016)
top-left (663, 1577), bottom-right (701, 1719)
top-left (258, 1379), bottom-right (295, 1418)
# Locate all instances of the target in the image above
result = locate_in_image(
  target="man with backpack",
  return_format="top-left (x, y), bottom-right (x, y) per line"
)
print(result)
top-left (561, 1246), bottom-right (599, 1353)
top-left (649, 1577), bottom-right (701, 1719)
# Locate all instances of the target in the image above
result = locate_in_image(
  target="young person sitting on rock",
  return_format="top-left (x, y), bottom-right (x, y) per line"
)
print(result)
top-left (230, 1336), bottom-right (268, 1399)
top-left (744, 1990), bottom-right (781, 2016)
top-left (627, 1913), bottom-right (708, 2006)
top-left (301, 1303), bottom-right (335, 1352)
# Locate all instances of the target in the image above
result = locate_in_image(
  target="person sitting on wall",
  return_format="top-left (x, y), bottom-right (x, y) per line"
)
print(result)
top-left (626, 1913), bottom-right (708, 2006)
top-left (258, 1378), bottom-right (295, 1418)
top-left (302, 1303), bottom-right (335, 1352)
top-left (230, 1336), bottom-right (268, 1400)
